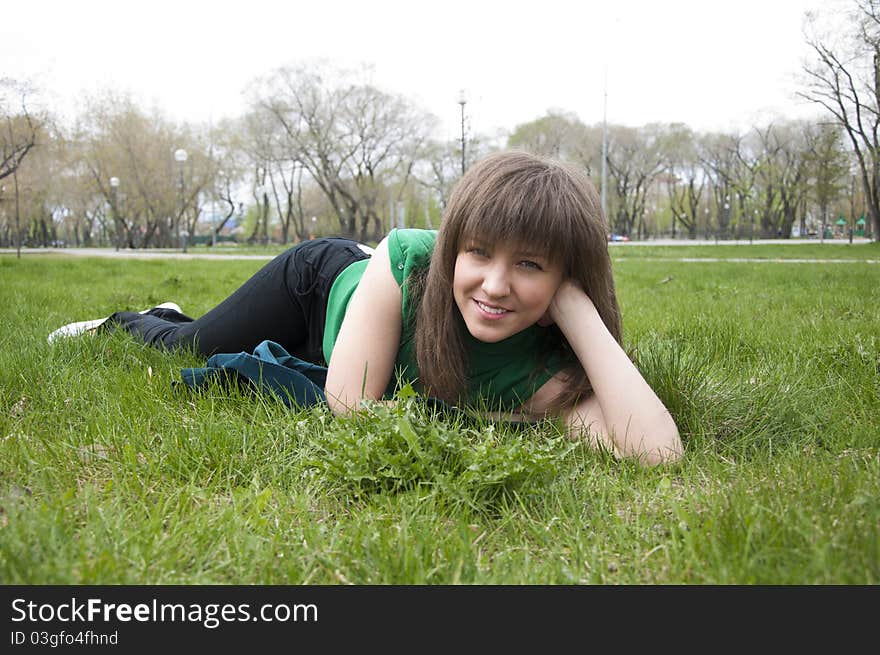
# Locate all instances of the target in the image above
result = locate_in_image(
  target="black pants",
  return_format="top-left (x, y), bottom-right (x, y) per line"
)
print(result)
top-left (105, 238), bottom-right (370, 364)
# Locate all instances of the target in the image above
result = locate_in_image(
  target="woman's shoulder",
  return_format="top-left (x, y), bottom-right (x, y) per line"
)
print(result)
top-left (387, 229), bottom-right (438, 285)
top-left (388, 228), bottom-right (438, 251)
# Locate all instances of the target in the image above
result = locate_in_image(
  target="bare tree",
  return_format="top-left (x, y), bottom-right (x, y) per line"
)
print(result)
top-left (772, 123), bottom-right (813, 238)
top-left (605, 124), bottom-right (668, 238)
top-left (0, 80), bottom-right (40, 182)
top-left (200, 117), bottom-right (246, 244)
top-left (663, 124), bottom-right (706, 239)
top-left (805, 120), bottom-right (854, 237)
top-left (14, 126), bottom-right (66, 247)
top-left (698, 132), bottom-right (744, 237)
top-left (248, 62), bottom-right (436, 242)
top-left (739, 123), bottom-right (812, 238)
top-left (414, 134), bottom-right (497, 224)
top-left (801, 0), bottom-right (880, 238)
top-left (412, 140), bottom-right (460, 218)
top-left (74, 92), bottom-right (214, 249)
top-left (1, 79), bottom-right (45, 256)
top-left (507, 111), bottom-right (599, 168)
top-left (239, 108), bottom-right (286, 244)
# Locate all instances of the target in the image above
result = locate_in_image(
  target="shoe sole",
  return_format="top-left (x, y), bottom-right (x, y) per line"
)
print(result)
top-left (48, 302), bottom-right (183, 344)
top-left (47, 318), bottom-right (108, 343)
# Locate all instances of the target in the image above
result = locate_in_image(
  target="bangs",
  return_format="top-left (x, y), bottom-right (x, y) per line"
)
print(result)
top-left (456, 169), bottom-right (587, 271)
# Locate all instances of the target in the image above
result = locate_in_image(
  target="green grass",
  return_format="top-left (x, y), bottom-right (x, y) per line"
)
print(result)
top-left (180, 243), bottom-right (290, 257)
top-left (0, 250), bottom-right (878, 584)
top-left (611, 240), bottom-right (880, 261)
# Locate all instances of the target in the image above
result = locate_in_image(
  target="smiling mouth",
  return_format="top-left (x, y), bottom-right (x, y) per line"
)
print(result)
top-left (475, 299), bottom-right (510, 316)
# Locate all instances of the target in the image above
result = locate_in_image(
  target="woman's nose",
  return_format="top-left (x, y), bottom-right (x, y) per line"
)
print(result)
top-left (481, 263), bottom-right (511, 297)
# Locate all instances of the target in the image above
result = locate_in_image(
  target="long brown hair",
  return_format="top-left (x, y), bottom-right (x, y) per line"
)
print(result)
top-left (412, 150), bottom-right (622, 410)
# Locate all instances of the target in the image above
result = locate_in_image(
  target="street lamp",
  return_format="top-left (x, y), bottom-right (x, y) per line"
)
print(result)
top-left (212, 169), bottom-right (225, 247)
top-left (174, 148), bottom-right (188, 252)
top-left (723, 197), bottom-right (731, 241)
top-left (601, 67), bottom-right (608, 224)
top-left (109, 176), bottom-right (120, 250)
top-left (457, 90), bottom-right (467, 175)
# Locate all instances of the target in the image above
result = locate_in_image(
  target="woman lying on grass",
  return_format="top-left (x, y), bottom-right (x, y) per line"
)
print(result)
top-left (49, 151), bottom-right (682, 466)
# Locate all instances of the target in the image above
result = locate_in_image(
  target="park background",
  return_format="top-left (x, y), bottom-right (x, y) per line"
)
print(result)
top-left (1, 0), bottom-right (878, 585)
top-left (3, 0), bottom-right (879, 251)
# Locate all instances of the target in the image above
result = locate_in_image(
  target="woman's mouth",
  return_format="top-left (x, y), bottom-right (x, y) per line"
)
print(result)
top-left (474, 299), bottom-right (510, 318)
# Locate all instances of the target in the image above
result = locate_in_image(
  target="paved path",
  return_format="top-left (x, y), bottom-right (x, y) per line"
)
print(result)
top-left (613, 257), bottom-right (879, 264)
top-left (1, 239), bottom-right (876, 265)
top-left (0, 247), bottom-right (275, 260)
top-left (608, 238), bottom-right (873, 246)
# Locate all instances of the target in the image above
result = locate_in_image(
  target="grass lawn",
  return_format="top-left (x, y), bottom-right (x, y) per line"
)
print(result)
top-left (0, 247), bottom-right (878, 584)
top-left (610, 240), bottom-right (880, 261)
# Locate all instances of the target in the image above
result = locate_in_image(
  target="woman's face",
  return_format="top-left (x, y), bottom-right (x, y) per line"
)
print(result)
top-left (452, 238), bottom-right (565, 343)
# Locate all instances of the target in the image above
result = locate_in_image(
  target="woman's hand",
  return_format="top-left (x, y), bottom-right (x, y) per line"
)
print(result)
top-left (538, 279), bottom-right (582, 327)
top-left (537, 278), bottom-right (683, 466)
top-left (545, 279), bottom-right (593, 328)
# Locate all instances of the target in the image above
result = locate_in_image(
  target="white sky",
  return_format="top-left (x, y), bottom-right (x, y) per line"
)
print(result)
top-left (3, 0), bottom-right (837, 142)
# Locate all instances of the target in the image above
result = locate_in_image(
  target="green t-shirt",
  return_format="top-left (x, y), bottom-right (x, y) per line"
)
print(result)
top-left (322, 228), bottom-right (565, 409)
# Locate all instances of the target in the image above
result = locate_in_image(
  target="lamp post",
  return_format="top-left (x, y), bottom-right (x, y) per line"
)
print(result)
top-left (723, 196), bottom-right (730, 241)
top-left (601, 66), bottom-right (608, 224)
top-left (109, 176), bottom-right (120, 251)
top-left (174, 148), bottom-right (188, 252)
top-left (213, 169), bottom-right (224, 248)
top-left (457, 90), bottom-right (467, 175)
top-left (752, 209), bottom-right (757, 245)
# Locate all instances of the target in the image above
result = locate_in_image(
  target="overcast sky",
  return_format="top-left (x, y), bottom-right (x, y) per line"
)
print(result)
top-left (3, 0), bottom-right (837, 142)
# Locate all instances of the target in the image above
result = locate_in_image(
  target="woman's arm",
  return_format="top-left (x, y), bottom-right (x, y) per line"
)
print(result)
top-left (530, 280), bottom-right (683, 466)
top-left (324, 237), bottom-right (403, 415)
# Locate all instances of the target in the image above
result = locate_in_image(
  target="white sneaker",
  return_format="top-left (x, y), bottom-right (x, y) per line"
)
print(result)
top-left (47, 302), bottom-right (183, 344)
top-left (47, 317), bottom-right (109, 343)
top-left (145, 302), bottom-right (182, 314)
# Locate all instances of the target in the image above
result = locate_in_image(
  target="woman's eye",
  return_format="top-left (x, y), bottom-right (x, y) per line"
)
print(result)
top-left (468, 247), bottom-right (489, 258)
top-left (519, 260), bottom-right (543, 271)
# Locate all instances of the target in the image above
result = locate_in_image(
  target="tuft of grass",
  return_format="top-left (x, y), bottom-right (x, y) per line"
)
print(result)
top-left (303, 396), bottom-right (576, 507)
top-left (630, 334), bottom-right (817, 459)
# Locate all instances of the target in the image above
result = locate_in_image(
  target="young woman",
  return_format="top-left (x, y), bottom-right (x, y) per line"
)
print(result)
top-left (50, 151), bottom-right (682, 466)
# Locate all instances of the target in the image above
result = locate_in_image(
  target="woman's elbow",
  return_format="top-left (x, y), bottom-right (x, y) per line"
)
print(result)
top-left (638, 417), bottom-right (683, 467)
top-left (574, 414), bottom-right (683, 467)
top-left (324, 388), bottom-right (359, 417)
